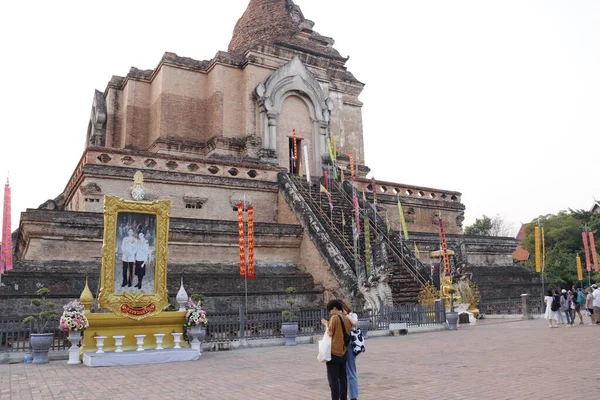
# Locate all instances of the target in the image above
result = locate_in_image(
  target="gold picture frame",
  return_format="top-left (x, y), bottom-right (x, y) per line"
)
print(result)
top-left (98, 195), bottom-right (171, 320)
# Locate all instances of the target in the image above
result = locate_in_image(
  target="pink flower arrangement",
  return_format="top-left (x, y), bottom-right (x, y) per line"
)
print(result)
top-left (184, 299), bottom-right (208, 327)
top-left (59, 300), bottom-right (89, 332)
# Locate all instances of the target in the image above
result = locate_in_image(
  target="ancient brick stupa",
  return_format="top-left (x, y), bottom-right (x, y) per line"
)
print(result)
top-left (0, 0), bottom-right (535, 316)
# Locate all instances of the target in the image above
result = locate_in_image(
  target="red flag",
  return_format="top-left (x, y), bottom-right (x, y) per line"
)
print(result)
top-left (582, 232), bottom-right (592, 272)
top-left (247, 207), bottom-right (255, 280)
top-left (238, 203), bottom-right (246, 278)
top-left (589, 232), bottom-right (599, 272)
top-left (1, 179), bottom-right (12, 274)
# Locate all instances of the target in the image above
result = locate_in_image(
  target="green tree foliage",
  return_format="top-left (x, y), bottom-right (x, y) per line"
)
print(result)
top-left (465, 214), bottom-right (514, 236)
top-left (521, 211), bottom-right (600, 288)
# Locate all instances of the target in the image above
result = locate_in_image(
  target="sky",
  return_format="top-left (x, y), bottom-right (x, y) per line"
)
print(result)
top-left (1, 0), bottom-right (599, 235)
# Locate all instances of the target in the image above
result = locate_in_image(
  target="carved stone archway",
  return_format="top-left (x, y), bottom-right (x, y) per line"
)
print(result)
top-left (254, 56), bottom-right (333, 175)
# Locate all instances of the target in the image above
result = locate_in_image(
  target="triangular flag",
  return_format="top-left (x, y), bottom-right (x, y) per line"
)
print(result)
top-left (319, 184), bottom-right (330, 196)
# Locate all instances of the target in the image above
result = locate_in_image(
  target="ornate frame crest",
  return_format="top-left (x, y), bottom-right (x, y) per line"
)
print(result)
top-left (98, 195), bottom-right (171, 320)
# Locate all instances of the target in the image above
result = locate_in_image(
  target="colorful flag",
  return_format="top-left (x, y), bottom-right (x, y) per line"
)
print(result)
top-left (397, 198), bottom-right (409, 240)
top-left (353, 193), bottom-right (360, 235)
top-left (589, 232), bottom-right (599, 272)
top-left (534, 227), bottom-right (541, 273)
top-left (319, 184), bottom-right (330, 196)
top-left (582, 232), bottom-right (592, 272)
top-left (238, 203), bottom-right (246, 278)
top-left (319, 184), bottom-right (333, 211)
top-left (1, 179), bottom-right (12, 274)
top-left (364, 217), bottom-right (372, 276)
top-left (541, 226), bottom-right (545, 271)
top-left (576, 254), bottom-right (584, 281)
top-left (342, 212), bottom-right (346, 226)
top-left (414, 243), bottom-right (420, 260)
top-left (323, 169), bottom-right (329, 190)
top-left (247, 207), bottom-right (255, 280)
top-left (439, 218), bottom-right (451, 276)
top-left (349, 154), bottom-right (355, 180)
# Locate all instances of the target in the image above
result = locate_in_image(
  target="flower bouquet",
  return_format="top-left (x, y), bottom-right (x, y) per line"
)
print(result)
top-left (184, 299), bottom-right (208, 327)
top-left (59, 300), bottom-right (89, 332)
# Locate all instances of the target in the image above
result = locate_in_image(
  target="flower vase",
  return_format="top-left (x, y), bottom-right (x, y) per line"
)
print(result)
top-left (154, 334), bottom-right (165, 350)
top-left (30, 333), bottom-right (54, 364)
top-left (171, 332), bottom-right (183, 349)
top-left (94, 336), bottom-right (107, 354)
top-left (67, 331), bottom-right (81, 364)
top-left (112, 336), bottom-right (125, 352)
top-left (134, 335), bottom-right (146, 351)
top-left (187, 325), bottom-right (201, 353)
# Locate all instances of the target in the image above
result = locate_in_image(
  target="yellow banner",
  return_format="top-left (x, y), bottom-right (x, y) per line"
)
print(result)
top-left (319, 184), bottom-right (330, 196)
top-left (576, 255), bottom-right (583, 281)
top-left (534, 226), bottom-right (541, 273)
top-left (541, 226), bottom-right (545, 271)
top-left (397, 199), bottom-right (409, 240)
top-left (414, 243), bottom-right (420, 260)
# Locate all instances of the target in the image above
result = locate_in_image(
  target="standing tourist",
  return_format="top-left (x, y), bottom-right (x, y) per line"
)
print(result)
top-left (121, 228), bottom-right (137, 288)
top-left (544, 289), bottom-right (559, 328)
top-left (340, 301), bottom-right (360, 400)
top-left (585, 288), bottom-right (596, 325)
top-left (561, 289), bottom-right (573, 326)
top-left (570, 290), bottom-right (584, 325)
top-left (592, 284), bottom-right (600, 325)
top-left (321, 300), bottom-right (352, 400)
top-left (554, 290), bottom-right (565, 325)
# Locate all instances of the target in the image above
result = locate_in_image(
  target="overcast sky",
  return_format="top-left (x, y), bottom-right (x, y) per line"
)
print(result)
top-left (1, 0), bottom-right (599, 234)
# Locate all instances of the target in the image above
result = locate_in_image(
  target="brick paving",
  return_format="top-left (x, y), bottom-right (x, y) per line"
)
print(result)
top-left (1, 319), bottom-right (599, 399)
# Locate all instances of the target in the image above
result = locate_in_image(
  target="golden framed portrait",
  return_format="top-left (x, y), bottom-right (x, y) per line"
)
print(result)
top-left (98, 195), bottom-right (171, 320)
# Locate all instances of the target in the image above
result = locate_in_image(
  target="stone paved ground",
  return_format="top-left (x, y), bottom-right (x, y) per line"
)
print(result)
top-left (1, 319), bottom-right (599, 399)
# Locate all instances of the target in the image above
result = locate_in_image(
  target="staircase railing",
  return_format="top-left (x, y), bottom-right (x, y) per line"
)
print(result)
top-left (287, 175), bottom-right (363, 271)
top-left (334, 179), bottom-right (429, 286)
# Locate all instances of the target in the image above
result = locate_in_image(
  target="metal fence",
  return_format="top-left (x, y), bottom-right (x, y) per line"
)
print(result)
top-left (1, 304), bottom-right (446, 352)
top-left (0, 319), bottom-right (69, 352)
top-left (479, 296), bottom-right (544, 316)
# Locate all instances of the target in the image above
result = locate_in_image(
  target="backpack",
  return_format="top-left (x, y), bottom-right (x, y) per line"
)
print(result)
top-left (551, 296), bottom-right (560, 312)
top-left (577, 291), bottom-right (585, 305)
top-left (350, 327), bottom-right (365, 356)
top-left (337, 315), bottom-right (352, 348)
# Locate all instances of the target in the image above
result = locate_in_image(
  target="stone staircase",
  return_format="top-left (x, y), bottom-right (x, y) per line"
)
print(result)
top-left (284, 174), bottom-right (426, 304)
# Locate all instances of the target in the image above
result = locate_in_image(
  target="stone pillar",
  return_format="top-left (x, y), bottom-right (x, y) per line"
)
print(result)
top-left (261, 112), bottom-right (270, 149)
top-left (521, 294), bottom-right (533, 320)
top-left (268, 115), bottom-right (277, 151)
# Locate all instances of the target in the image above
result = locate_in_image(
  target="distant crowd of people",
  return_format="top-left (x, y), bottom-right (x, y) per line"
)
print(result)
top-left (544, 284), bottom-right (600, 327)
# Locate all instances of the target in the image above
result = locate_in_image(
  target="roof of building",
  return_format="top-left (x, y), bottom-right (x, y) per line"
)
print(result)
top-left (516, 223), bottom-right (529, 241)
top-left (228, 0), bottom-right (344, 60)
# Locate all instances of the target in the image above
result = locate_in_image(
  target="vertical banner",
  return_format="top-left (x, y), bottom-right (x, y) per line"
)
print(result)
top-left (323, 169), bottom-right (329, 191)
top-left (582, 232), bottom-right (592, 272)
top-left (364, 217), bottom-right (372, 276)
top-left (534, 227), bottom-right (541, 273)
top-left (303, 145), bottom-right (310, 183)
top-left (397, 198), bottom-right (409, 240)
top-left (1, 180), bottom-right (13, 274)
top-left (332, 137), bottom-right (337, 161)
top-left (326, 138), bottom-right (337, 179)
top-left (541, 226), bottom-right (546, 271)
top-left (247, 207), bottom-right (255, 280)
top-left (292, 129), bottom-right (298, 162)
top-left (349, 154), bottom-right (355, 180)
top-left (589, 232), bottom-right (599, 272)
top-left (353, 193), bottom-right (360, 236)
top-left (414, 243), bottom-right (420, 260)
top-left (576, 255), bottom-right (584, 281)
top-left (371, 177), bottom-right (377, 207)
top-left (238, 203), bottom-right (246, 278)
top-left (439, 218), bottom-right (451, 276)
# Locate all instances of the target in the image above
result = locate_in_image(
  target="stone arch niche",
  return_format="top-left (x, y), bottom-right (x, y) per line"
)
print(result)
top-left (254, 56), bottom-right (333, 176)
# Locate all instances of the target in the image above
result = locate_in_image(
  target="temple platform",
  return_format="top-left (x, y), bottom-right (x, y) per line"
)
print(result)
top-left (83, 348), bottom-right (199, 367)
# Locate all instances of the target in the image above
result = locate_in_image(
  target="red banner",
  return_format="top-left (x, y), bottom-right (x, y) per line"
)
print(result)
top-left (292, 129), bottom-right (298, 161)
top-left (590, 232), bottom-right (599, 272)
top-left (353, 194), bottom-right (360, 235)
top-left (1, 181), bottom-right (13, 274)
top-left (439, 218), bottom-right (451, 276)
top-left (582, 232), bottom-right (592, 272)
top-left (238, 203), bottom-right (246, 278)
top-left (349, 154), bottom-right (355, 180)
top-left (120, 303), bottom-right (156, 317)
top-left (323, 169), bottom-right (329, 190)
top-left (247, 207), bottom-right (255, 280)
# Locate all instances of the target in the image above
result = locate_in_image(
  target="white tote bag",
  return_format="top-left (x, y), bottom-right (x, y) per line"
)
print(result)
top-left (317, 329), bottom-right (331, 363)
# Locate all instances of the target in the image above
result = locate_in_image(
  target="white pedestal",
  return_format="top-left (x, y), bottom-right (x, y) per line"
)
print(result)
top-left (171, 333), bottom-right (183, 349)
top-left (134, 335), bottom-right (146, 351)
top-left (67, 331), bottom-right (82, 364)
top-left (153, 334), bottom-right (165, 350)
top-left (113, 336), bottom-right (125, 353)
top-left (94, 336), bottom-right (107, 354)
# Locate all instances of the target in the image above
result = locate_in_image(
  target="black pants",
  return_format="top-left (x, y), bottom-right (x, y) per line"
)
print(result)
top-left (122, 261), bottom-right (134, 286)
top-left (326, 354), bottom-right (347, 400)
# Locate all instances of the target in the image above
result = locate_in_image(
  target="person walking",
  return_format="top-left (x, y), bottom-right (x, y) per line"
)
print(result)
top-left (570, 290), bottom-right (584, 325)
top-left (340, 301), bottom-right (360, 400)
top-left (544, 289), bottom-right (559, 328)
top-left (554, 290), bottom-right (565, 325)
top-left (321, 300), bottom-right (352, 400)
top-left (561, 289), bottom-right (573, 326)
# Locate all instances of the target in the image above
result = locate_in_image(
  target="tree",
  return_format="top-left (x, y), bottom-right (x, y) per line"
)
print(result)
top-left (465, 214), bottom-right (514, 237)
top-left (521, 211), bottom-right (600, 287)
